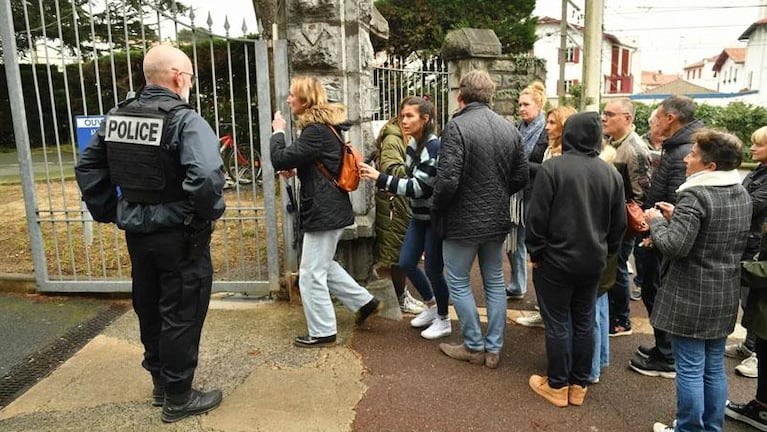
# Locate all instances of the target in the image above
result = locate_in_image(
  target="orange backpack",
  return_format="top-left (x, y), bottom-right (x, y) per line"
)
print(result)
top-left (316, 126), bottom-right (362, 192)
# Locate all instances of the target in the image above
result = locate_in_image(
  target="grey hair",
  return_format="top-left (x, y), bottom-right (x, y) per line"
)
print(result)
top-left (459, 70), bottom-right (496, 104)
top-left (659, 95), bottom-right (696, 124)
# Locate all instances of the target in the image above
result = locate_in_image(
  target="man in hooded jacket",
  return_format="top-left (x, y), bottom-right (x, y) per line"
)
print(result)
top-left (526, 111), bottom-right (627, 407)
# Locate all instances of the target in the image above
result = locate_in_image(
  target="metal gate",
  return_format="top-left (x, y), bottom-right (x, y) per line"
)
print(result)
top-left (372, 53), bottom-right (449, 130)
top-left (0, 0), bottom-right (294, 295)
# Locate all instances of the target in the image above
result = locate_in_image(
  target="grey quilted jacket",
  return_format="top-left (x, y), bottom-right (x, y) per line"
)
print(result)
top-left (433, 102), bottom-right (528, 240)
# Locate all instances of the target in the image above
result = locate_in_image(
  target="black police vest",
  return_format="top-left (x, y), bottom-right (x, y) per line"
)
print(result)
top-left (104, 96), bottom-right (190, 204)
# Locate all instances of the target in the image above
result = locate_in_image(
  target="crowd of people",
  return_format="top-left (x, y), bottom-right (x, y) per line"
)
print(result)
top-left (74, 42), bottom-right (767, 430)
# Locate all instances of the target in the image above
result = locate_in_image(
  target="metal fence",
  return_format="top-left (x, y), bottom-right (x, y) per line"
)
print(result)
top-left (0, 0), bottom-right (291, 295)
top-left (372, 54), bottom-right (450, 131)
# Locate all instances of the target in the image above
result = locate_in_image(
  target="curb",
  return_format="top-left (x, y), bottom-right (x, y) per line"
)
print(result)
top-left (0, 274), bottom-right (36, 294)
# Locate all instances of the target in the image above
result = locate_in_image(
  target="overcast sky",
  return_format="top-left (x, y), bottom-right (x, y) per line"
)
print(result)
top-left (177, 0), bottom-right (765, 74)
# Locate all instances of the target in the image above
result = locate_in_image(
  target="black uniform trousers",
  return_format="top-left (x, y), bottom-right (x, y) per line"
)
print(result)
top-left (125, 228), bottom-right (212, 396)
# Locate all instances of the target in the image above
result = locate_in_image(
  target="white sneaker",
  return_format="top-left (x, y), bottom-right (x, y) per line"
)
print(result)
top-left (399, 289), bottom-right (426, 315)
top-left (736, 353), bottom-right (758, 378)
top-left (516, 312), bottom-right (544, 328)
top-left (411, 305), bottom-right (437, 328)
top-left (421, 317), bottom-right (451, 339)
top-left (653, 420), bottom-right (675, 432)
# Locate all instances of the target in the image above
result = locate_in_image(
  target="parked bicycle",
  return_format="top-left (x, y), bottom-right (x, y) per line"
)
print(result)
top-left (219, 123), bottom-right (262, 185)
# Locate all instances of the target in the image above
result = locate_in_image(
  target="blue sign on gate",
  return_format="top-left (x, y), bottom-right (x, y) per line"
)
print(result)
top-left (74, 115), bottom-right (104, 153)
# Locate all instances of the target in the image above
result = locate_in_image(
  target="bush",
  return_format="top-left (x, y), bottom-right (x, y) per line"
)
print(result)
top-left (631, 101), bottom-right (767, 163)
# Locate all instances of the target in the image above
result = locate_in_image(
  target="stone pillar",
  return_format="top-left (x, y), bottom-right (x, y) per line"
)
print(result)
top-left (442, 28), bottom-right (546, 122)
top-left (284, 0), bottom-right (378, 280)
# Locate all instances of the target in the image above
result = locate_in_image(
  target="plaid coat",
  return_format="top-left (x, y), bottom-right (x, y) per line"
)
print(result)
top-left (649, 177), bottom-right (751, 339)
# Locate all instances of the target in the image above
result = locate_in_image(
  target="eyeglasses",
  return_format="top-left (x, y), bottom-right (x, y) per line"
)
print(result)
top-left (601, 111), bottom-right (629, 119)
top-left (171, 67), bottom-right (196, 83)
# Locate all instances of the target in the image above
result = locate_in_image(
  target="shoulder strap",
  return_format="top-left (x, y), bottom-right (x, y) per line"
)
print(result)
top-left (315, 125), bottom-right (343, 184)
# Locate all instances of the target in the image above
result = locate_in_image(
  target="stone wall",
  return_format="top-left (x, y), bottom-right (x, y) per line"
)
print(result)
top-left (283, 0), bottom-right (379, 281)
top-left (442, 29), bottom-right (546, 120)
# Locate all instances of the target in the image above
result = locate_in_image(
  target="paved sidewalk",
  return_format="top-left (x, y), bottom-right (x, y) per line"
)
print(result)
top-left (0, 292), bottom-right (757, 432)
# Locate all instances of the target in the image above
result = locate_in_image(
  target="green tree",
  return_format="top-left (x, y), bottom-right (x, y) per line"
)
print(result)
top-left (6, 0), bottom-right (188, 58)
top-left (373, 0), bottom-right (536, 57)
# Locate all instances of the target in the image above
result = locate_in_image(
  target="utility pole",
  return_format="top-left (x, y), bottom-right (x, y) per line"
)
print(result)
top-left (558, 0), bottom-right (568, 105)
top-left (581, 0), bottom-right (604, 112)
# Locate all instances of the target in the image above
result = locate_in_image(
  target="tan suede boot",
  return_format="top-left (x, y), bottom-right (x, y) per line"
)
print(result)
top-left (568, 384), bottom-right (588, 406)
top-left (529, 375), bottom-right (568, 407)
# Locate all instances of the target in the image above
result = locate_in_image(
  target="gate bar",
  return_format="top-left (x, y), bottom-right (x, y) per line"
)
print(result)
top-left (0, 0), bottom-right (48, 290)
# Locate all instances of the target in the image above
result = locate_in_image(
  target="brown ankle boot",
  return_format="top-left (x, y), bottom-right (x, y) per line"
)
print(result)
top-left (529, 375), bottom-right (568, 407)
top-left (568, 384), bottom-right (588, 406)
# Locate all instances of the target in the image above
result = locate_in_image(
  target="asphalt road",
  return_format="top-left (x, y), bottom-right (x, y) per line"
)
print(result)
top-left (0, 292), bottom-right (115, 377)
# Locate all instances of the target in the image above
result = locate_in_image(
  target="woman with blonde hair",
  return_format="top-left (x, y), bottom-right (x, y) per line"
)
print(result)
top-left (507, 81), bottom-right (548, 305)
top-left (270, 76), bottom-right (382, 348)
top-left (543, 106), bottom-right (577, 160)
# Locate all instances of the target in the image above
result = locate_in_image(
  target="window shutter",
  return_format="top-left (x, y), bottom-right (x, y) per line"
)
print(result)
top-left (574, 47), bottom-right (580, 64)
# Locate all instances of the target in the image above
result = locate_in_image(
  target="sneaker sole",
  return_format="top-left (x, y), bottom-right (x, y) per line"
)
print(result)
top-left (421, 329), bottom-right (451, 340)
top-left (293, 340), bottom-right (337, 348)
top-left (725, 407), bottom-right (767, 431)
top-left (609, 330), bottom-right (633, 337)
top-left (629, 363), bottom-right (676, 379)
top-left (516, 322), bottom-right (545, 328)
top-left (735, 368), bottom-right (759, 378)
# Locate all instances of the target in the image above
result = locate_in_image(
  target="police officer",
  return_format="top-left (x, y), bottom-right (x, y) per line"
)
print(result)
top-left (75, 44), bottom-right (225, 423)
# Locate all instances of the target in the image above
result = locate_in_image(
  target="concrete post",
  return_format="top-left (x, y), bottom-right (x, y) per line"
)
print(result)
top-left (581, 0), bottom-right (604, 111)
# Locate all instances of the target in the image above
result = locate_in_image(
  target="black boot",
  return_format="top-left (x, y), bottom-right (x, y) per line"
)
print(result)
top-left (161, 388), bottom-right (223, 423)
top-left (151, 375), bottom-right (165, 407)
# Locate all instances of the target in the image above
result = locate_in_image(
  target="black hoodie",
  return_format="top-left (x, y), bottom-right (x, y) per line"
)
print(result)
top-left (525, 112), bottom-right (627, 276)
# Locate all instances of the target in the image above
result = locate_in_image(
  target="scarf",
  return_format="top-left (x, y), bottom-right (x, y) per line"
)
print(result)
top-left (506, 115), bottom-right (544, 253)
top-left (518, 113), bottom-right (545, 157)
top-left (676, 169), bottom-right (742, 192)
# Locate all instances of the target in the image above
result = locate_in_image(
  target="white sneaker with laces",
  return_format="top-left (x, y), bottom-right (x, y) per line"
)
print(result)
top-left (421, 317), bottom-right (451, 339)
top-left (411, 305), bottom-right (437, 328)
top-left (400, 289), bottom-right (426, 314)
top-left (516, 312), bottom-right (544, 328)
top-left (736, 353), bottom-right (758, 378)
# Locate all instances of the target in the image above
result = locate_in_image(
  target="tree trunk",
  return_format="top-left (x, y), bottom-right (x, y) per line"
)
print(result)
top-left (251, 0), bottom-right (278, 39)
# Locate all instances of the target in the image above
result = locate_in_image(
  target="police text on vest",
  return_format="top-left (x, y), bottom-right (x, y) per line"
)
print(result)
top-left (105, 115), bottom-right (164, 146)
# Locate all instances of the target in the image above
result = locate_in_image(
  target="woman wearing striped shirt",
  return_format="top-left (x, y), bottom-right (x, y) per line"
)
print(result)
top-left (359, 96), bottom-right (450, 340)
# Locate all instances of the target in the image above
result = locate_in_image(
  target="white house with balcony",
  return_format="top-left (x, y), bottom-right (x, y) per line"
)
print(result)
top-left (533, 16), bottom-right (640, 102)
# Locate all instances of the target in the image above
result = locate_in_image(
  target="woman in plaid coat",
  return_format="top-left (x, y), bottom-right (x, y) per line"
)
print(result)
top-left (647, 130), bottom-right (751, 432)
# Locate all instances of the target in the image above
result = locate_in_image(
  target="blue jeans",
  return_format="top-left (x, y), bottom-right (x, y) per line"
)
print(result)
top-left (399, 219), bottom-right (449, 316)
top-left (590, 293), bottom-right (610, 381)
top-left (608, 239), bottom-right (634, 327)
top-left (533, 262), bottom-right (599, 388)
top-left (671, 335), bottom-right (727, 432)
top-left (443, 239), bottom-right (506, 354)
top-left (507, 224), bottom-right (527, 295)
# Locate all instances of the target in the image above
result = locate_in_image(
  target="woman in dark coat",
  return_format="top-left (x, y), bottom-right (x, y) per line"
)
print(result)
top-left (270, 76), bottom-right (381, 348)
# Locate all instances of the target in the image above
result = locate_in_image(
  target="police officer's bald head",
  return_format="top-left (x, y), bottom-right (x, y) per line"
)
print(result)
top-left (143, 44), bottom-right (194, 100)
